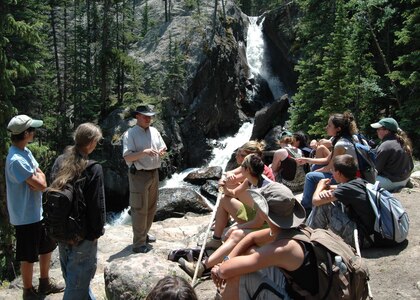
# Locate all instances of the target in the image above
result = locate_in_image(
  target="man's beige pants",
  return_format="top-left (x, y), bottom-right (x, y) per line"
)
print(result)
top-left (128, 169), bottom-right (159, 248)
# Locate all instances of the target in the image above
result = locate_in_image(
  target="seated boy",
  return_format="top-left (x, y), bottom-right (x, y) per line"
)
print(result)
top-left (306, 154), bottom-right (375, 248)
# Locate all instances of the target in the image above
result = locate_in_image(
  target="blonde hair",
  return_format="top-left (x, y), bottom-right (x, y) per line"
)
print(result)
top-left (239, 140), bottom-right (265, 157)
top-left (50, 123), bottom-right (102, 190)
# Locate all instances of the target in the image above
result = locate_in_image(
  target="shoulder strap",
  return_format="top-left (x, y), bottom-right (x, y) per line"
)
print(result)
top-left (275, 225), bottom-right (312, 243)
top-left (285, 147), bottom-right (300, 159)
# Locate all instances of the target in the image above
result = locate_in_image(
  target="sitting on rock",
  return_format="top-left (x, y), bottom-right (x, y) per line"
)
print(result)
top-left (296, 111), bottom-right (360, 215)
top-left (145, 275), bottom-right (197, 300)
top-left (179, 195), bottom-right (268, 278)
top-left (206, 154), bottom-right (273, 250)
top-left (222, 141), bottom-right (274, 190)
top-left (370, 117), bottom-right (414, 192)
top-left (306, 154), bottom-right (374, 248)
top-left (309, 138), bottom-right (332, 171)
top-left (209, 182), bottom-right (314, 299)
top-left (270, 131), bottom-right (306, 193)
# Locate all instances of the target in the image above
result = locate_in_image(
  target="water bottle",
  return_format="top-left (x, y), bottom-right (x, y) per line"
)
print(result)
top-left (335, 255), bottom-right (347, 274)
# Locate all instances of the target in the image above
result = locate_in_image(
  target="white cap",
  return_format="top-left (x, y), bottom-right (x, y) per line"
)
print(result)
top-left (7, 115), bottom-right (43, 135)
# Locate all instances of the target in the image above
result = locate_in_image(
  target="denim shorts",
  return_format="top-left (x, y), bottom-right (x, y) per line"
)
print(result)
top-left (15, 221), bottom-right (57, 263)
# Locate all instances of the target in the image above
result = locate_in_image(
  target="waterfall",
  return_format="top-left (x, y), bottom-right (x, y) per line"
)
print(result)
top-left (108, 122), bottom-right (253, 225)
top-left (246, 16), bottom-right (285, 100)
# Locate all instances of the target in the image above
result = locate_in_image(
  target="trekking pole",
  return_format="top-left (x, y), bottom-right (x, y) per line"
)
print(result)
top-left (354, 229), bottom-right (373, 299)
top-left (192, 175), bottom-right (225, 287)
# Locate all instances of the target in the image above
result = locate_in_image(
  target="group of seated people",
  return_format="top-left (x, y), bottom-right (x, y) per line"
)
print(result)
top-left (176, 113), bottom-right (414, 299)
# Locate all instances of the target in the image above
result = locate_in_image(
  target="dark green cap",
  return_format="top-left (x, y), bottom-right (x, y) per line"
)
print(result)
top-left (370, 117), bottom-right (399, 132)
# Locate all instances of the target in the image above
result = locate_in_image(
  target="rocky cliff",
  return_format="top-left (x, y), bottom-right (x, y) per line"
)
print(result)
top-left (97, 1), bottom-right (299, 212)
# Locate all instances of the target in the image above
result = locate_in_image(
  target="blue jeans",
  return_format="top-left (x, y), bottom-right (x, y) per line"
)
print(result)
top-left (377, 175), bottom-right (409, 192)
top-left (59, 239), bottom-right (98, 300)
top-left (301, 171), bottom-right (334, 211)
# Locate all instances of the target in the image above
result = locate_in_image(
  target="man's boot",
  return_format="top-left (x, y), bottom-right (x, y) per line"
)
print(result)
top-left (22, 286), bottom-right (39, 300)
top-left (38, 277), bottom-right (65, 295)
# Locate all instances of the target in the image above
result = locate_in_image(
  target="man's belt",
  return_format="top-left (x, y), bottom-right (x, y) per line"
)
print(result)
top-left (137, 168), bottom-right (157, 173)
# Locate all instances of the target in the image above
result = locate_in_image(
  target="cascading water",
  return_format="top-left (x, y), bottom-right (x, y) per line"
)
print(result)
top-left (246, 16), bottom-right (285, 100)
top-left (108, 16), bottom-right (285, 225)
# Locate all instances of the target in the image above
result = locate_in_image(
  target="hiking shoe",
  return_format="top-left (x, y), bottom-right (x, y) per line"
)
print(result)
top-left (38, 277), bottom-right (64, 295)
top-left (23, 286), bottom-right (40, 300)
top-left (147, 233), bottom-right (156, 243)
top-left (205, 238), bottom-right (222, 250)
top-left (178, 257), bottom-right (205, 278)
top-left (133, 245), bottom-right (150, 253)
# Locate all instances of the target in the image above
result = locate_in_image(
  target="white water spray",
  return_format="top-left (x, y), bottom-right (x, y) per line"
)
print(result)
top-left (246, 16), bottom-right (285, 100)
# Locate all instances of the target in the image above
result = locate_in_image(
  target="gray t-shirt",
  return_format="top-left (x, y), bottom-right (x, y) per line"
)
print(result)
top-left (122, 125), bottom-right (166, 170)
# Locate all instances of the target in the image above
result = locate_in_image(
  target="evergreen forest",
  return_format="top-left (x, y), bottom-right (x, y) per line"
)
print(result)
top-left (0, 0), bottom-right (418, 281)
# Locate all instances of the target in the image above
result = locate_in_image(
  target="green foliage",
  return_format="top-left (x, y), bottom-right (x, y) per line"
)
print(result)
top-left (290, 0), bottom-right (419, 154)
top-left (184, 0), bottom-right (197, 10)
top-left (163, 33), bottom-right (187, 96)
top-left (141, 0), bottom-right (149, 37)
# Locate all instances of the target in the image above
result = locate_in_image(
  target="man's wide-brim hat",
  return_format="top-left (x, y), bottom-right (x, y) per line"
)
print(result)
top-left (132, 104), bottom-right (156, 117)
top-left (7, 114), bottom-right (43, 135)
top-left (249, 182), bottom-right (306, 229)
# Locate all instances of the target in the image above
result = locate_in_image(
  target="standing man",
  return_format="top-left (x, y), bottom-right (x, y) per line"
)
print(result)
top-left (6, 115), bottom-right (64, 299)
top-left (123, 105), bottom-right (167, 253)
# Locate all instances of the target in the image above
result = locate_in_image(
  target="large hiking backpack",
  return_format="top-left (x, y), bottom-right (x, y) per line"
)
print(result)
top-left (365, 182), bottom-right (409, 245)
top-left (43, 161), bottom-right (97, 244)
top-left (279, 225), bottom-right (370, 300)
top-left (350, 135), bottom-right (377, 184)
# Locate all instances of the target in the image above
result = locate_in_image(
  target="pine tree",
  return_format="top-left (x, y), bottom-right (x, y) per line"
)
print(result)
top-left (0, 0), bottom-right (49, 280)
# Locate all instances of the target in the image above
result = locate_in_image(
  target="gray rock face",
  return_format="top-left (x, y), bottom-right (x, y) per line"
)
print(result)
top-left (97, 0), bottom-right (300, 213)
top-left (262, 3), bottom-right (299, 92)
top-left (250, 94), bottom-right (290, 142)
top-left (183, 166), bottom-right (223, 185)
top-left (156, 188), bottom-right (212, 221)
top-left (104, 254), bottom-right (189, 300)
top-left (200, 180), bottom-right (220, 204)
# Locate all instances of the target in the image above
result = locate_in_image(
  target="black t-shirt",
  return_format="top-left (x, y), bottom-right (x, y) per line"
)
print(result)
top-left (333, 178), bottom-right (375, 234)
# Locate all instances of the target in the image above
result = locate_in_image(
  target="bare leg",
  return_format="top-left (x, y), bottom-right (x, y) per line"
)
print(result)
top-left (214, 197), bottom-right (245, 238)
top-left (39, 252), bottom-right (52, 279)
top-left (221, 276), bottom-right (240, 300)
top-left (204, 229), bottom-right (249, 268)
top-left (21, 262), bottom-right (34, 289)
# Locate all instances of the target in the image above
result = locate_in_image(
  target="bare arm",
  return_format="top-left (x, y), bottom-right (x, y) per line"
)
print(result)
top-left (316, 145), bottom-right (346, 173)
top-left (221, 167), bottom-right (245, 188)
top-left (223, 178), bottom-right (248, 198)
top-left (215, 237), bottom-right (304, 280)
top-left (26, 168), bottom-right (47, 191)
top-left (312, 178), bottom-right (337, 206)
